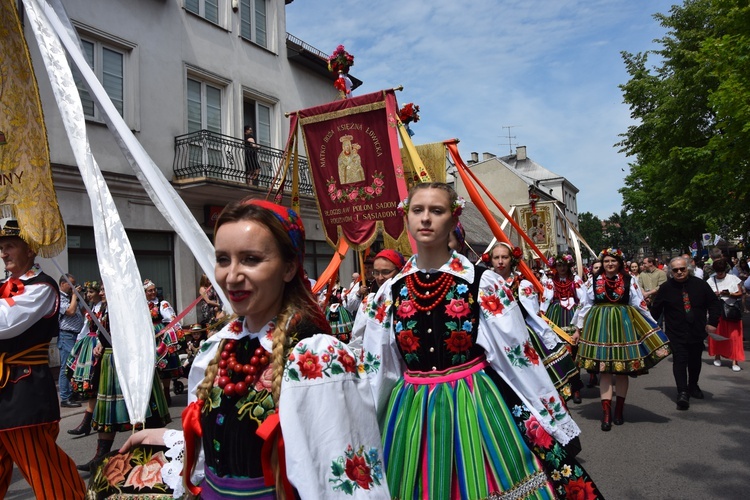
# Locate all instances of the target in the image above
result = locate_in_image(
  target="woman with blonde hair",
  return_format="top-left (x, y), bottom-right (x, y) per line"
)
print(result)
top-left (111, 199), bottom-right (387, 499)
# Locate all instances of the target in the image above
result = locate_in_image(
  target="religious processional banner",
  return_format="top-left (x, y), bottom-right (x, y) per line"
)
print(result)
top-left (0, 0), bottom-right (66, 257)
top-left (296, 90), bottom-right (405, 250)
top-left (517, 202), bottom-right (555, 258)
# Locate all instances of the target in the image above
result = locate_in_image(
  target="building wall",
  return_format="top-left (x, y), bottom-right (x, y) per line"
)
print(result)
top-left (24, 0), bottom-right (347, 320)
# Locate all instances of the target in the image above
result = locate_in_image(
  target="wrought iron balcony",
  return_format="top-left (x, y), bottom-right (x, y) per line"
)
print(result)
top-left (172, 130), bottom-right (314, 195)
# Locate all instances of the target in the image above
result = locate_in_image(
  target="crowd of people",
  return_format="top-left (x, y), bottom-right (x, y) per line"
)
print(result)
top-left (2, 182), bottom-right (747, 499)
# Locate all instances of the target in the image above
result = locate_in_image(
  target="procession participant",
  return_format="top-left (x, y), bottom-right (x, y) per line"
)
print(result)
top-left (0, 219), bottom-right (86, 498)
top-left (145, 279), bottom-right (183, 405)
top-left (348, 249), bottom-right (405, 353)
top-left (707, 259), bottom-right (745, 372)
top-left (57, 273), bottom-right (84, 408)
top-left (66, 280), bottom-right (105, 437)
top-left (574, 248), bottom-right (671, 431)
top-left (357, 183), bottom-right (601, 499)
top-left (541, 253), bottom-right (588, 401)
top-left (78, 285), bottom-right (171, 472)
top-left (115, 199), bottom-right (387, 499)
top-left (486, 242), bottom-right (579, 402)
top-left (651, 257), bottom-right (722, 409)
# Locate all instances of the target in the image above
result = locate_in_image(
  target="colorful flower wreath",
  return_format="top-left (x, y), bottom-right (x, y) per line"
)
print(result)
top-left (327, 45), bottom-right (354, 74)
top-left (597, 248), bottom-right (624, 261)
top-left (398, 103), bottom-right (420, 125)
top-left (397, 195), bottom-right (465, 217)
top-left (548, 254), bottom-right (574, 267)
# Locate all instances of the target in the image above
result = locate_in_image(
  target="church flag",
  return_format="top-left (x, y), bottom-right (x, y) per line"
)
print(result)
top-left (295, 90), bottom-right (406, 250)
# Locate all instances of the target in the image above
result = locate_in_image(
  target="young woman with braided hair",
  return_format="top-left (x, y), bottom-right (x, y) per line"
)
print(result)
top-left (111, 199), bottom-right (388, 499)
top-left (356, 182), bottom-right (601, 499)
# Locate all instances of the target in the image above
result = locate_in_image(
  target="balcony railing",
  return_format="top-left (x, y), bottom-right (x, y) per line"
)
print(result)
top-left (172, 130), bottom-right (314, 195)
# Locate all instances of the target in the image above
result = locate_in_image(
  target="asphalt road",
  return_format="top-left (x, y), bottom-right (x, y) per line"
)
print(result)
top-left (7, 329), bottom-right (750, 499)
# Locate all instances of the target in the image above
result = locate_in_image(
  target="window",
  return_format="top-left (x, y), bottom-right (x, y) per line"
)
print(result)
top-left (71, 37), bottom-right (128, 121)
top-left (240, 0), bottom-right (267, 48)
top-left (185, 0), bottom-right (219, 24)
top-left (243, 98), bottom-right (272, 146)
top-left (187, 78), bottom-right (222, 134)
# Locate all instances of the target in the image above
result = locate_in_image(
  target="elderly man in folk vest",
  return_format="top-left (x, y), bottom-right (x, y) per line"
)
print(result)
top-left (0, 219), bottom-right (85, 498)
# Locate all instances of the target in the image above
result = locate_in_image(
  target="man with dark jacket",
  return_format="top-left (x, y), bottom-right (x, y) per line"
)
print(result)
top-left (651, 256), bottom-right (722, 410)
top-left (0, 220), bottom-right (85, 498)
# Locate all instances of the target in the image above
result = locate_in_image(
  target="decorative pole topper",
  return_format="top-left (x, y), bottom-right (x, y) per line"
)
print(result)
top-left (327, 45), bottom-right (354, 99)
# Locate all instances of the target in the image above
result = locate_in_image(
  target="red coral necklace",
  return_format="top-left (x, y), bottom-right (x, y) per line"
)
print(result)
top-left (217, 339), bottom-right (270, 398)
top-left (405, 272), bottom-right (454, 312)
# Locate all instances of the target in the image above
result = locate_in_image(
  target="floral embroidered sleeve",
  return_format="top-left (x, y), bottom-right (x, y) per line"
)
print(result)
top-left (629, 279), bottom-right (656, 322)
top-left (540, 279), bottom-right (554, 314)
top-left (518, 279), bottom-right (559, 350)
top-left (476, 271), bottom-right (580, 446)
top-left (573, 285), bottom-right (594, 329)
top-left (279, 334), bottom-right (390, 499)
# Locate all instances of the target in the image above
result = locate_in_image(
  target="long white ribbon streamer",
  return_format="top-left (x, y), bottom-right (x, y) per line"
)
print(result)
top-left (39, 0), bottom-right (228, 311)
top-left (23, 0), bottom-right (152, 423)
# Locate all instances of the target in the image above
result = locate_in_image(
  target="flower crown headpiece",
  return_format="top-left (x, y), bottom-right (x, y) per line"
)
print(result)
top-left (85, 280), bottom-right (102, 291)
top-left (597, 248), bottom-right (624, 261)
top-left (397, 195), bottom-right (466, 217)
top-left (548, 254), bottom-right (574, 267)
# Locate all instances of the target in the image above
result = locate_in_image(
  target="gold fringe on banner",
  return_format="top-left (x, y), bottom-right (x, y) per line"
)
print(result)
top-left (0, 0), bottom-right (66, 257)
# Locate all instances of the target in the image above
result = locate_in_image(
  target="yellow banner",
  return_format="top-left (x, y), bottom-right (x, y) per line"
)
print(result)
top-left (0, 0), bottom-right (65, 257)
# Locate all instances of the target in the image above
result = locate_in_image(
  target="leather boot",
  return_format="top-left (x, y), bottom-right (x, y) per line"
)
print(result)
top-left (67, 411), bottom-right (93, 436)
top-left (600, 399), bottom-right (612, 431)
top-left (587, 373), bottom-right (598, 388)
top-left (77, 438), bottom-right (114, 472)
top-left (572, 391), bottom-right (582, 404)
top-left (613, 396), bottom-right (625, 425)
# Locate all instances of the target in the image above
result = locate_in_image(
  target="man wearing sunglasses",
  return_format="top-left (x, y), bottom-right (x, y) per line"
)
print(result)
top-left (651, 257), bottom-right (722, 410)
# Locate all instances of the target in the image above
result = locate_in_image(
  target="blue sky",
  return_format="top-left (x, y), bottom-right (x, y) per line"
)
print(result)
top-left (286, 0), bottom-right (677, 219)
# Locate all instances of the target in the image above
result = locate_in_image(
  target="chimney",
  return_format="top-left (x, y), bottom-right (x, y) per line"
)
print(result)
top-left (470, 152), bottom-right (479, 164)
top-left (482, 152), bottom-right (495, 161)
top-left (516, 146), bottom-right (527, 161)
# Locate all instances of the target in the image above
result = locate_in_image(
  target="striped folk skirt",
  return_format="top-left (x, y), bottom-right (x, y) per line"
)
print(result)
top-left (527, 326), bottom-right (578, 401)
top-left (66, 333), bottom-right (100, 399)
top-left (91, 348), bottom-right (171, 433)
top-left (545, 302), bottom-right (578, 331)
top-left (577, 303), bottom-right (671, 374)
top-left (382, 357), bottom-right (555, 500)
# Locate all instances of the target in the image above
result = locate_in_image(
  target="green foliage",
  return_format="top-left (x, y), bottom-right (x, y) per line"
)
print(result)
top-left (617, 0), bottom-right (750, 249)
top-left (577, 212), bottom-right (604, 253)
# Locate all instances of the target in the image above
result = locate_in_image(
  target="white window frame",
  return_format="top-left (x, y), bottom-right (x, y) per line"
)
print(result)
top-left (185, 67), bottom-right (232, 177)
top-left (71, 23), bottom-right (139, 130)
top-left (242, 88), bottom-right (278, 148)
top-left (240, 0), bottom-right (268, 49)
top-left (184, 0), bottom-right (225, 28)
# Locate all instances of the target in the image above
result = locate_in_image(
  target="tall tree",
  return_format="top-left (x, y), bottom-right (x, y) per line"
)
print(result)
top-left (603, 210), bottom-right (647, 261)
top-left (577, 211), bottom-right (604, 254)
top-left (617, 0), bottom-right (750, 249)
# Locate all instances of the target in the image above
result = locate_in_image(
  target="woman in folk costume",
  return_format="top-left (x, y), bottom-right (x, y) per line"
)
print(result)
top-left (144, 279), bottom-right (183, 404)
top-left (77, 285), bottom-right (171, 472)
top-left (356, 183), bottom-right (601, 499)
top-left (574, 248), bottom-right (671, 431)
top-left (113, 199), bottom-right (388, 499)
top-left (485, 242), bottom-right (579, 402)
top-left (541, 254), bottom-right (588, 401)
top-left (66, 281), bottom-right (105, 437)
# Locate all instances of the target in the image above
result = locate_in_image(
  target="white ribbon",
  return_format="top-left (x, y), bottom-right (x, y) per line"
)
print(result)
top-left (22, 0), bottom-right (153, 423)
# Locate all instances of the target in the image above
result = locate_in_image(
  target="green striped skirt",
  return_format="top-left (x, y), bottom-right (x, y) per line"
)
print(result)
top-left (66, 333), bottom-right (100, 399)
top-left (545, 301), bottom-right (577, 330)
top-left (91, 348), bottom-right (171, 433)
top-left (527, 326), bottom-right (577, 401)
top-left (577, 303), bottom-right (670, 374)
top-left (382, 357), bottom-right (554, 500)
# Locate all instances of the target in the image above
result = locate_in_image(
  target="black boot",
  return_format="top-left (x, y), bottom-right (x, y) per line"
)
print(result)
top-left (67, 411), bottom-right (92, 436)
top-left (77, 438), bottom-right (114, 472)
top-left (613, 396), bottom-right (625, 425)
top-left (601, 399), bottom-right (612, 431)
top-left (572, 391), bottom-right (582, 404)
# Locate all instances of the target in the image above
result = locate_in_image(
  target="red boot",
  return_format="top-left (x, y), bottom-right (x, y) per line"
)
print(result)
top-left (601, 399), bottom-right (612, 431)
top-left (614, 396), bottom-right (625, 425)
